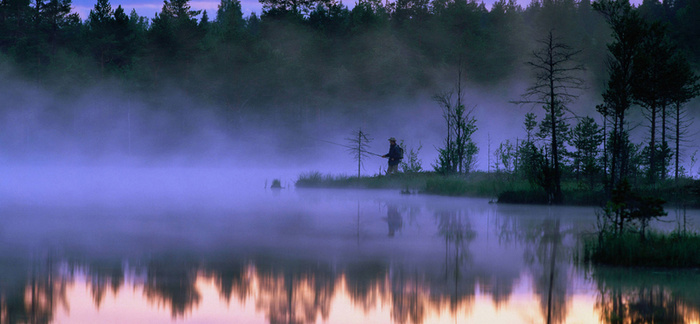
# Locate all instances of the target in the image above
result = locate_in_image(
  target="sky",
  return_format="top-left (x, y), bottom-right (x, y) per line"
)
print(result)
top-left (70, 0), bottom-right (644, 21)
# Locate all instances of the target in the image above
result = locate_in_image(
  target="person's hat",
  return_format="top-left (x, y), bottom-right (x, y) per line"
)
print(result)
top-left (388, 137), bottom-right (396, 142)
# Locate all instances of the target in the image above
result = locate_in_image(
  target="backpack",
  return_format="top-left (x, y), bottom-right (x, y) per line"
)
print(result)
top-left (395, 145), bottom-right (404, 160)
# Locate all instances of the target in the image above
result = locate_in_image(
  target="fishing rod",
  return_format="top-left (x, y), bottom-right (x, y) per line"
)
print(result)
top-left (313, 138), bottom-right (384, 157)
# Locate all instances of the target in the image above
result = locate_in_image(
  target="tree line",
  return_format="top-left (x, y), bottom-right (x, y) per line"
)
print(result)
top-left (0, 0), bottom-right (698, 118)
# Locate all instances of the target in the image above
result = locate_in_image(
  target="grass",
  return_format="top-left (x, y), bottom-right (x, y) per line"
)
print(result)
top-left (582, 231), bottom-right (700, 268)
top-left (295, 171), bottom-right (430, 190)
top-left (424, 172), bottom-right (532, 198)
top-left (295, 171), bottom-right (700, 206)
top-left (296, 171), bottom-right (537, 199)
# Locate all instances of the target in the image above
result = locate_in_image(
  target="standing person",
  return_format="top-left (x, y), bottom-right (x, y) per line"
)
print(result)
top-left (382, 137), bottom-right (402, 175)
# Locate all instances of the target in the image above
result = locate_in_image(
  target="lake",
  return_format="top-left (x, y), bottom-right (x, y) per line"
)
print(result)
top-left (1, 167), bottom-right (700, 323)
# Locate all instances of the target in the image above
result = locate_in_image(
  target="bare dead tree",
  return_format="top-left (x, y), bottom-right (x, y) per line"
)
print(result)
top-left (346, 128), bottom-right (373, 178)
top-left (515, 30), bottom-right (585, 203)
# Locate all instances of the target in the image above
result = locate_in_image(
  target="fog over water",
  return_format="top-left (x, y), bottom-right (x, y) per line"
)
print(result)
top-left (2, 0), bottom-right (700, 319)
top-left (2, 180), bottom-right (700, 323)
top-left (3, 69), bottom-right (698, 179)
top-left (1, 73), bottom-right (699, 321)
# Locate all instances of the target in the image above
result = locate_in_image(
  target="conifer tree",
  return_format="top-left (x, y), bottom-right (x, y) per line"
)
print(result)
top-left (593, 0), bottom-right (646, 190)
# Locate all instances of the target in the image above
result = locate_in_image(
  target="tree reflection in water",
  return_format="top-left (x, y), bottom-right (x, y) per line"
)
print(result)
top-left (530, 218), bottom-right (568, 324)
top-left (253, 259), bottom-right (336, 324)
top-left (142, 258), bottom-right (201, 318)
top-left (202, 260), bottom-right (253, 304)
top-left (436, 209), bottom-right (477, 315)
top-left (5, 197), bottom-right (700, 324)
top-left (79, 260), bottom-right (125, 309)
top-left (496, 207), bottom-right (573, 324)
top-left (345, 261), bottom-right (389, 313)
top-left (5, 248), bottom-right (700, 323)
top-left (593, 268), bottom-right (700, 323)
top-left (0, 256), bottom-right (69, 324)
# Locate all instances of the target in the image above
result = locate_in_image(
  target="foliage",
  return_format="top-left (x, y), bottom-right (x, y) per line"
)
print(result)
top-left (493, 139), bottom-right (514, 173)
top-left (593, 0), bottom-right (646, 190)
top-left (399, 140), bottom-right (422, 173)
top-left (0, 0), bottom-right (694, 88)
top-left (568, 116), bottom-right (604, 189)
top-left (598, 179), bottom-right (667, 241)
top-left (433, 69), bottom-right (478, 175)
top-left (629, 20), bottom-right (697, 183)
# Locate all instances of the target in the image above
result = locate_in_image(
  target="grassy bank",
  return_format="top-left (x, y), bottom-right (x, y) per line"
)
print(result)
top-left (295, 171), bottom-right (700, 206)
top-left (296, 171), bottom-right (566, 199)
top-left (295, 170), bottom-right (610, 203)
top-left (424, 172), bottom-right (531, 198)
top-left (294, 171), bottom-right (431, 190)
top-left (582, 231), bottom-right (700, 268)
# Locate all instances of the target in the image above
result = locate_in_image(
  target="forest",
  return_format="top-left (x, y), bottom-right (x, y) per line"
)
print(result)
top-left (1, 0), bottom-right (700, 194)
top-left (1, 0), bottom-right (698, 111)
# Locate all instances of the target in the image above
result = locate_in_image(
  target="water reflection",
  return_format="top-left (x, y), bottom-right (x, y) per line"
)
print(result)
top-left (143, 259), bottom-right (201, 318)
top-left (3, 250), bottom-right (700, 323)
top-left (81, 260), bottom-right (124, 308)
top-left (1, 190), bottom-right (700, 323)
top-left (495, 206), bottom-right (574, 324)
top-left (345, 261), bottom-right (388, 313)
top-left (530, 218), bottom-right (568, 324)
top-left (253, 259), bottom-right (336, 324)
top-left (436, 209), bottom-right (477, 314)
top-left (385, 205), bottom-right (403, 237)
top-left (0, 257), bottom-right (69, 324)
top-left (202, 260), bottom-right (252, 303)
top-left (592, 268), bottom-right (700, 324)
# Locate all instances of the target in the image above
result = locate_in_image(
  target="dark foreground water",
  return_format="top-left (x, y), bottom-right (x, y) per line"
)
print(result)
top-left (2, 167), bottom-right (700, 323)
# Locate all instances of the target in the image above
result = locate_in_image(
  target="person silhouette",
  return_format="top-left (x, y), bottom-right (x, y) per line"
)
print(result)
top-left (381, 137), bottom-right (402, 175)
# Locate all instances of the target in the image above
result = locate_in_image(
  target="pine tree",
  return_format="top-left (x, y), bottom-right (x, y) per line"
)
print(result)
top-left (569, 116), bottom-right (604, 188)
top-left (87, 0), bottom-right (115, 74)
top-left (593, 0), bottom-right (646, 191)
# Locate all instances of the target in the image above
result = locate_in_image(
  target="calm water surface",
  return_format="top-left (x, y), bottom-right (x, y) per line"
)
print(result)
top-left (2, 168), bottom-right (700, 323)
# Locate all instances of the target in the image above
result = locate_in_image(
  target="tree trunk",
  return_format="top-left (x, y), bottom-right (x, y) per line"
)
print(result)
top-left (649, 104), bottom-right (657, 184)
top-left (675, 102), bottom-right (681, 182)
top-left (547, 34), bottom-right (562, 203)
top-left (661, 103), bottom-right (667, 180)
